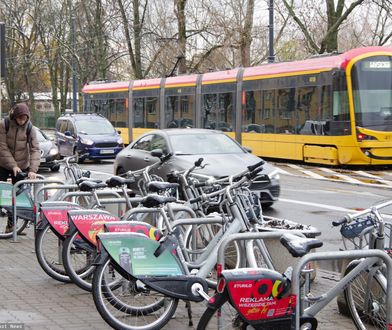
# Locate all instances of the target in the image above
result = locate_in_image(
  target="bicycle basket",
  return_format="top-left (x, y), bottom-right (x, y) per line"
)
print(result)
top-left (340, 215), bottom-right (375, 239)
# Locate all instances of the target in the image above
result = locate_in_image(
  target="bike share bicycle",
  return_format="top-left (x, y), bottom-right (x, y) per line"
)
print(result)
top-left (59, 152), bottom-right (176, 290)
top-left (332, 200), bottom-right (392, 330)
top-left (91, 161), bottom-right (320, 330)
top-left (0, 172), bottom-right (34, 238)
top-left (195, 201), bottom-right (392, 329)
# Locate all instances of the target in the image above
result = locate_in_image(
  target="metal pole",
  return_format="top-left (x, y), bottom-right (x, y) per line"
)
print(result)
top-left (0, 22), bottom-right (5, 118)
top-left (71, 15), bottom-right (78, 112)
top-left (268, 0), bottom-right (275, 63)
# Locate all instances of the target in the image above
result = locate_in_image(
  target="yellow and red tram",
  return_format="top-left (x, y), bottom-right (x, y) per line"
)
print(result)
top-left (82, 46), bottom-right (392, 165)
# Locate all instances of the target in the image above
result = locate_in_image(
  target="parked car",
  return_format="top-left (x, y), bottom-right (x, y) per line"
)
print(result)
top-left (114, 129), bottom-right (280, 207)
top-left (35, 127), bottom-right (60, 172)
top-left (55, 113), bottom-right (124, 163)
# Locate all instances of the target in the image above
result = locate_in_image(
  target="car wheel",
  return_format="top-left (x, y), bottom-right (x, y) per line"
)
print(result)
top-left (75, 149), bottom-right (85, 164)
top-left (116, 167), bottom-right (126, 176)
top-left (261, 202), bottom-right (274, 209)
top-left (51, 165), bottom-right (60, 172)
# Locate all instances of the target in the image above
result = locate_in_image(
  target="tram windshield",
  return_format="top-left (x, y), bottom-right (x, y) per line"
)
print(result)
top-left (351, 55), bottom-right (392, 131)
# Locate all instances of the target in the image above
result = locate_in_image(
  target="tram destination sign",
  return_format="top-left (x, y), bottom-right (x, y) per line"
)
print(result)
top-left (363, 61), bottom-right (391, 70)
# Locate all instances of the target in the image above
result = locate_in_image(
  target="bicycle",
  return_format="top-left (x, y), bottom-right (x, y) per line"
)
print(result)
top-left (0, 172), bottom-right (34, 238)
top-left (60, 152), bottom-right (176, 290)
top-left (332, 200), bottom-right (392, 329)
top-left (91, 161), bottom-right (319, 329)
top-left (193, 227), bottom-right (392, 330)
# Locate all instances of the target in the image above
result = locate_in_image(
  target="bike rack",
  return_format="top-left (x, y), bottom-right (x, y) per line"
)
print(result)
top-left (11, 177), bottom-right (64, 242)
top-left (34, 184), bottom-right (79, 229)
top-left (60, 190), bottom-right (126, 217)
top-left (291, 249), bottom-right (392, 330)
top-left (217, 232), bottom-right (392, 329)
top-left (216, 231), bottom-right (307, 273)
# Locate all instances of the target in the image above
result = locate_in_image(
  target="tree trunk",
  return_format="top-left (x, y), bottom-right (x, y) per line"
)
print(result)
top-left (175, 0), bottom-right (187, 74)
top-left (240, 0), bottom-right (254, 67)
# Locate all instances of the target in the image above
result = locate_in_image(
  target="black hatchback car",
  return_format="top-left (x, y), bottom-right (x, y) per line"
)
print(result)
top-left (114, 129), bottom-right (280, 207)
top-left (35, 127), bottom-right (60, 172)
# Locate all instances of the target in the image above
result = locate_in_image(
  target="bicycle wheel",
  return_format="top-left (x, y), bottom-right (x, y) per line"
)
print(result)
top-left (92, 256), bottom-right (178, 330)
top-left (344, 262), bottom-right (386, 330)
top-left (184, 223), bottom-right (242, 268)
top-left (0, 209), bottom-right (29, 239)
top-left (35, 223), bottom-right (72, 283)
top-left (62, 229), bottom-right (97, 291)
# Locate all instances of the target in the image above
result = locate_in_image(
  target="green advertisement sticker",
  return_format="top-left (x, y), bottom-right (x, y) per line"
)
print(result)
top-left (0, 183), bottom-right (32, 208)
top-left (101, 234), bottom-right (185, 276)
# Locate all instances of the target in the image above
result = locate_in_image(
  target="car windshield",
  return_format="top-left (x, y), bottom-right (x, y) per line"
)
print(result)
top-left (169, 133), bottom-right (244, 155)
top-left (36, 129), bottom-right (47, 142)
top-left (75, 119), bottom-right (115, 135)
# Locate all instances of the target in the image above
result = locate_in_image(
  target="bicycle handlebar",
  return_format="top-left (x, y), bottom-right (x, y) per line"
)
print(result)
top-left (247, 160), bottom-right (265, 172)
top-left (15, 171), bottom-right (29, 181)
top-left (332, 216), bottom-right (348, 227)
top-left (333, 199), bottom-right (392, 227)
top-left (160, 152), bottom-right (173, 164)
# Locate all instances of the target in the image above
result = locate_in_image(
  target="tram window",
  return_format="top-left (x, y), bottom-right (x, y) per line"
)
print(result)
top-left (276, 88), bottom-right (296, 134)
top-left (105, 99), bottom-right (115, 125)
top-left (297, 86), bottom-right (318, 135)
top-left (133, 97), bottom-right (159, 128)
top-left (320, 85), bottom-right (332, 135)
top-left (202, 92), bottom-right (234, 131)
top-left (115, 99), bottom-right (127, 127)
top-left (242, 91), bottom-right (263, 133)
top-left (262, 90), bottom-right (275, 133)
top-left (165, 95), bottom-right (194, 128)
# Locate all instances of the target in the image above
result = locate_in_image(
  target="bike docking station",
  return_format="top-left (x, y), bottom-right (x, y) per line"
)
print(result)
top-left (291, 249), bottom-right (392, 330)
top-left (214, 231), bottom-right (392, 330)
top-left (11, 176), bottom-right (65, 242)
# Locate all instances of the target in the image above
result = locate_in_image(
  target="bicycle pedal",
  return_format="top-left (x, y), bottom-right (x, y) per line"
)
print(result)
top-left (135, 280), bottom-right (148, 293)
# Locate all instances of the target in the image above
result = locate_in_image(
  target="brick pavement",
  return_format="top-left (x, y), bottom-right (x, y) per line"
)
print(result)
top-left (0, 230), bottom-right (356, 330)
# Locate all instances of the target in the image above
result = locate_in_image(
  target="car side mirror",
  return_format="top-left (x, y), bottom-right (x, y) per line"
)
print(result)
top-left (243, 146), bottom-right (252, 153)
top-left (150, 148), bottom-right (163, 158)
top-left (117, 130), bottom-right (122, 135)
top-left (64, 131), bottom-right (72, 137)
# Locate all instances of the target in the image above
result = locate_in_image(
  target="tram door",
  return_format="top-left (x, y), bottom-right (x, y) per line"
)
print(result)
top-left (202, 92), bottom-right (235, 132)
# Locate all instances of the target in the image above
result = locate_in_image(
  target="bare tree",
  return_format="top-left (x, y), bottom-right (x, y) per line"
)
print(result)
top-left (282, 0), bottom-right (367, 53)
top-left (1, 0), bottom-right (44, 116)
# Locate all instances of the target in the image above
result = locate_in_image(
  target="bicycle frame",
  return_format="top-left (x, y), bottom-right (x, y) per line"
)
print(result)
top-left (291, 250), bottom-right (392, 330)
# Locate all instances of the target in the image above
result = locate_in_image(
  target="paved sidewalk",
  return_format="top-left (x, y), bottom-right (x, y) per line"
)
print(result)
top-left (0, 230), bottom-right (356, 330)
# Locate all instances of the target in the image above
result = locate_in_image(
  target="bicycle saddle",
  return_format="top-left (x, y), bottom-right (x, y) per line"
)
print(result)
top-left (280, 233), bottom-right (323, 257)
top-left (106, 176), bottom-right (135, 189)
top-left (141, 195), bottom-right (177, 208)
top-left (75, 177), bottom-right (102, 185)
top-left (147, 181), bottom-right (179, 193)
top-left (78, 180), bottom-right (107, 192)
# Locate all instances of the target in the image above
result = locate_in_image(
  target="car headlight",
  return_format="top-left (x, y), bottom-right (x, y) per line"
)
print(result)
top-left (49, 147), bottom-right (58, 156)
top-left (81, 138), bottom-right (94, 146)
top-left (267, 170), bottom-right (280, 181)
top-left (117, 137), bottom-right (123, 145)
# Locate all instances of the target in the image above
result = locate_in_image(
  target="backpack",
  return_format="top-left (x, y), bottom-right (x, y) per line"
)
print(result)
top-left (3, 117), bottom-right (33, 140)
